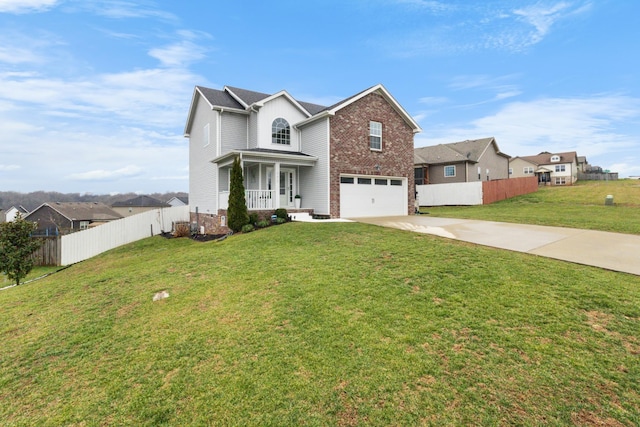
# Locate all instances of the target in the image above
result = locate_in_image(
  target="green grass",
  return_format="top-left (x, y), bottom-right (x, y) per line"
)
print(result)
top-left (1, 266), bottom-right (61, 288)
top-left (421, 179), bottom-right (640, 234)
top-left (1, 223), bottom-right (639, 426)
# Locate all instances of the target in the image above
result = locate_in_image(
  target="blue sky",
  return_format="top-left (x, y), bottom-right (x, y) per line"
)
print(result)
top-left (1, 0), bottom-right (638, 194)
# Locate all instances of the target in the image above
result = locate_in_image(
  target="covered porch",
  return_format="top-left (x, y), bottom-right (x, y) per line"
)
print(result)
top-left (214, 149), bottom-right (317, 211)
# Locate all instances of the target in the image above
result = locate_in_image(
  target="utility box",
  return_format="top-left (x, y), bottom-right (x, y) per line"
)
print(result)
top-left (605, 195), bottom-right (614, 206)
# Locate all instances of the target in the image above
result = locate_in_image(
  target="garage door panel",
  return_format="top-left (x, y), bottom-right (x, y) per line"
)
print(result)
top-left (340, 175), bottom-right (406, 218)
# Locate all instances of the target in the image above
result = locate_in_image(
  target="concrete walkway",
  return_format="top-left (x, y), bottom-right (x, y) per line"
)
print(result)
top-left (354, 215), bottom-right (640, 276)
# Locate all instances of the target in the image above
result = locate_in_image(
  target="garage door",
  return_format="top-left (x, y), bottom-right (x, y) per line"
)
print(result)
top-left (340, 175), bottom-right (407, 218)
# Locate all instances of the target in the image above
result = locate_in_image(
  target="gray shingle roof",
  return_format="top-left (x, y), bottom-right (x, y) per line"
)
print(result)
top-left (518, 151), bottom-right (577, 166)
top-left (35, 202), bottom-right (122, 221)
top-left (196, 86), bottom-right (244, 109)
top-left (197, 85), bottom-right (328, 115)
top-left (415, 137), bottom-right (499, 165)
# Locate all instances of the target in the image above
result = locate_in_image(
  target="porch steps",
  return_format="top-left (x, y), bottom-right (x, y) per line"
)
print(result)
top-left (289, 212), bottom-right (313, 222)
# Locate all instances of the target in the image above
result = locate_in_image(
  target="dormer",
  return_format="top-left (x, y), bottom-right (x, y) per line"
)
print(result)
top-left (551, 155), bottom-right (561, 162)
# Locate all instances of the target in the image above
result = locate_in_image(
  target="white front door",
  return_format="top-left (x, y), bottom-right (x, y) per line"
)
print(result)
top-left (280, 168), bottom-right (295, 208)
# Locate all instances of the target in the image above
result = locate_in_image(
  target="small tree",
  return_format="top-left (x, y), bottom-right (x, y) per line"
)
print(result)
top-left (227, 156), bottom-right (249, 232)
top-left (0, 213), bottom-right (41, 286)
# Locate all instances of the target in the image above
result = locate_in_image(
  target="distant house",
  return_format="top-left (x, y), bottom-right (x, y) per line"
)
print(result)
top-left (111, 195), bottom-right (171, 217)
top-left (167, 196), bottom-right (189, 207)
top-left (24, 202), bottom-right (123, 235)
top-left (577, 156), bottom-right (588, 172)
top-left (414, 137), bottom-right (510, 185)
top-left (4, 205), bottom-right (29, 222)
top-left (509, 151), bottom-right (578, 185)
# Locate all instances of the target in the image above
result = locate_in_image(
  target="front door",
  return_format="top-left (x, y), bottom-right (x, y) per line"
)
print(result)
top-left (280, 169), bottom-right (295, 208)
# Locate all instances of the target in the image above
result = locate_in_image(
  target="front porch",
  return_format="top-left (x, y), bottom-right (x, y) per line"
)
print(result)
top-left (214, 148), bottom-right (317, 211)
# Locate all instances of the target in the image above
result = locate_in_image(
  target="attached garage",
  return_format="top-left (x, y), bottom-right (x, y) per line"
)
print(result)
top-left (339, 175), bottom-right (407, 218)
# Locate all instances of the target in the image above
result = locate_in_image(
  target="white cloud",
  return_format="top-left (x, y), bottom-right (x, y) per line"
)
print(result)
top-left (149, 40), bottom-right (207, 68)
top-left (416, 94), bottom-right (640, 162)
top-left (67, 165), bottom-right (143, 181)
top-left (0, 0), bottom-right (58, 13)
top-left (0, 164), bottom-right (20, 171)
top-left (383, 1), bottom-right (592, 56)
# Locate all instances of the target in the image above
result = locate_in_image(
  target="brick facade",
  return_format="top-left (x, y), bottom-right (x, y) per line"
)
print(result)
top-left (329, 92), bottom-right (416, 218)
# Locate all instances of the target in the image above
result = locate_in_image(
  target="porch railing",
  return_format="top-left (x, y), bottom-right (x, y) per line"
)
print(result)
top-left (245, 190), bottom-right (275, 210)
top-left (219, 190), bottom-right (275, 210)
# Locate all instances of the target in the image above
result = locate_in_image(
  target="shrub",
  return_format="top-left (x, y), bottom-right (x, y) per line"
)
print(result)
top-left (249, 213), bottom-right (259, 225)
top-left (275, 217), bottom-right (286, 224)
top-left (173, 222), bottom-right (190, 238)
top-left (241, 224), bottom-right (255, 233)
top-left (274, 208), bottom-right (288, 219)
top-left (228, 157), bottom-right (249, 232)
top-left (0, 213), bottom-right (41, 286)
top-left (256, 220), bottom-right (270, 228)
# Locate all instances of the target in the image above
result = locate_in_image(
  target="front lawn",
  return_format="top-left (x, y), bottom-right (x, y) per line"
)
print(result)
top-left (1, 222), bottom-right (639, 425)
top-left (421, 179), bottom-right (640, 234)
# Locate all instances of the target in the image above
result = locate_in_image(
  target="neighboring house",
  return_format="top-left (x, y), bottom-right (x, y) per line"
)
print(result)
top-left (167, 196), bottom-right (189, 207)
top-left (185, 84), bottom-right (421, 232)
top-left (4, 205), bottom-right (29, 222)
top-left (414, 137), bottom-right (510, 185)
top-left (24, 202), bottom-right (123, 235)
top-left (509, 151), bottom-right (578, 185)
top-left (112, 195), bottom-right (171, 217)
top-left (577, 156), bottom-right (588, 172)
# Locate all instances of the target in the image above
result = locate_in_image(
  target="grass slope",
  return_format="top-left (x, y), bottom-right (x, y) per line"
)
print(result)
top-left (421, 180), bottom-right (640, 234)
top-left (1, 223), bottom-right (639, 426)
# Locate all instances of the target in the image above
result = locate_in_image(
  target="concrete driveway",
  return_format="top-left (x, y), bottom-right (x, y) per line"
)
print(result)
top-left (354, 215), bottom-right (640, 276)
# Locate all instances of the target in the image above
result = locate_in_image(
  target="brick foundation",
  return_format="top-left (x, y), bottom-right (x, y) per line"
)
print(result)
top-left (191, 208), bottom-right (314, 234)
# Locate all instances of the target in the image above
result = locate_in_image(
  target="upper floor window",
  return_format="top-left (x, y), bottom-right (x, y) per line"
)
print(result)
top-left (370, 121), bottom-right (382, 151)
top-left (555, 164), bottom-right (566, 172)
top-left (551, 155), bottom-right (560, 162)
top-left (524, 167), bottom-right (534, 174)
top-left (444, 165), bottom-right (456, 177)
top-left (272, 118), bottom-right (290, 145)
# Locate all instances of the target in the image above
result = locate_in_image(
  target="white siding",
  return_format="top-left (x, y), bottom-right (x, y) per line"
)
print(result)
top-left (248, 110), bottom-right (258, 149)
top-left (189, 97), bottom-right (219, 215)
top-left (221, 113), bottom-right (248, 153)
top-left (257, 96), bottom-right (308, 151)
top-left (299, 118), bottom-right (330, 215)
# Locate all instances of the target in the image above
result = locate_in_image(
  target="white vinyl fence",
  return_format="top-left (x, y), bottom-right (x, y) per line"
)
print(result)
top-left (416, 182), bottom-right (483, 206)
top-left (60, 206), bottom-right (189, 266)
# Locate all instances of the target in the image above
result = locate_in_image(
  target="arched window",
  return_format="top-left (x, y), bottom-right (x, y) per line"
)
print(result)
top-left (272, 118), bottom-right (290, 145)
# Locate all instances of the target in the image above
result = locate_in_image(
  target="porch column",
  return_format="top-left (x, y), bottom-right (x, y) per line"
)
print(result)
top-left (274, 162), bottom-right (280, 208)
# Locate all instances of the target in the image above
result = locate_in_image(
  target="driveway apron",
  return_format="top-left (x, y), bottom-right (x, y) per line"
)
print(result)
top-left (354, 216), bottom-right (640, 276)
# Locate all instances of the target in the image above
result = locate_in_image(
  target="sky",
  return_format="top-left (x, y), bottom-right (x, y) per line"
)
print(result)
top-left (1, 0), bottom-right (638, 195)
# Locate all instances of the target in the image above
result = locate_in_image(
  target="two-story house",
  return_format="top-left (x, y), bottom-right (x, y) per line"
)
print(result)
top-left (185, 84), bottom-right (422, 233)
top-left (509, 151), bottom-right (578, 185)
top-left (414, 137), bottom-right (510, 185)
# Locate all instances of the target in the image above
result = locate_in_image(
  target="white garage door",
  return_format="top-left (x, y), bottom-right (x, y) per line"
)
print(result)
top-left (340, 175), bottom-right (407, 218)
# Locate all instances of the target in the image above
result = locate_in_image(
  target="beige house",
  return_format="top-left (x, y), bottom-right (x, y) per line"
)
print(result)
top-left (509, 151), bottom-right (578, 185)
top-left (414, 137), bottom-right (510, 185)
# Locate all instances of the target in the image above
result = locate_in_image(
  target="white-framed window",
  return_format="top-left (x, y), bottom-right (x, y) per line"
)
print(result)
top-left (524, 167), bottom-right (534, 174)
top-left (555, 164), bottom-right (566, 172)
top-left (203, 123), bottom-right (210, 147)
top-left (79, 221), bottom-right (90, 230)
top-left (551, 155), bottom-right (560, 162)
top-left (509, 168), bottom-right (513, 175)
top-left (444, 165), bottom-right (456, 177)
top-left (369, 121), bottom-right (382, 151)
top-left (272, 118), bottom-right (290, 145)
top-left (555, 177), bottom-right (566, 185)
